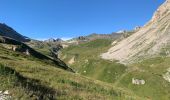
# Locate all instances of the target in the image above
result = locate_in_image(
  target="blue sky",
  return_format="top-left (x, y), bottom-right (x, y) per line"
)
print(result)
top-left (0, 0), bottom-right (165, 40)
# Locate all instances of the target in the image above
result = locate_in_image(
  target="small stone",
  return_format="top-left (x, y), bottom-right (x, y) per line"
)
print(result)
top-left (3, 90), bottom-right (9, 95)
top-left (132, 78), bottom-right (145, 85)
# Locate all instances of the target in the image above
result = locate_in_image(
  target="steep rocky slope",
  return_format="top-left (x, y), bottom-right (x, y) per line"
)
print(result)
top-left (102, 0), bottom-right (170, 64)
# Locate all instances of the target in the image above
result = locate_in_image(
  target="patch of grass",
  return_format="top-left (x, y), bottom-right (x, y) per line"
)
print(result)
top-left (117, 57), bottom-right (170, 100)
top-left (61, 39), bottom-right (127, 83)
top-left (0, 64), bottom-right (56, 99)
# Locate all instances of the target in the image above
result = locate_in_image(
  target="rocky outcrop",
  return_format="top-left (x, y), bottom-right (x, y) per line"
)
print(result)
top-left (151, 0), bottom-right (170, 22)
top-left (163, 68), bottom-right (170, 82)
top-left (132, 78), bottom-right (145, 85)
top-left (44, 38), bottom-right (63, 43)
top-left (0, 90), bottom-right (11, 100)
top-left (101, 0), bottom-right (170, 64)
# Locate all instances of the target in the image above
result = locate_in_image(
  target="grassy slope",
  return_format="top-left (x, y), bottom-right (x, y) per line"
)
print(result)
top-left (0, 43), bottom-right (143, 100)
top-left (61, 39), bottom-right (170, 100)
top-left (26, 40), bottom-right (53, 56)
top-left (61, 39), bottom-right (127, 83)
top-left (116, 57), bottom-right (170, 100)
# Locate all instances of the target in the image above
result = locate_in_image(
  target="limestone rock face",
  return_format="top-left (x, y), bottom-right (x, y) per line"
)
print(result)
top-left (101, 1), bottom-right (170, 64)
top-left (151, 0), bottom-right (170, 22)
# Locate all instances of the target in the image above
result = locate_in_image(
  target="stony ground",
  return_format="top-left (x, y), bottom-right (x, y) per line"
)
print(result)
top-left (0, 90), bottom-right (11, 100)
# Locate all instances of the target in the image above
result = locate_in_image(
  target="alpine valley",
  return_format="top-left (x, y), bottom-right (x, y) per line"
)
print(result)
top-left (0, 0), bottom-right (170, 100)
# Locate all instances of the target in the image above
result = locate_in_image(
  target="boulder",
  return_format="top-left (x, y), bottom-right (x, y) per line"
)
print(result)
top-left (132, 78), bottom-right (145, 85)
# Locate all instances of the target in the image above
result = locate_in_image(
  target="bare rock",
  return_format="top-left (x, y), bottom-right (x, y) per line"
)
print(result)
top-left (163, 68), bottom-right (170, 82)
top-left (0, 90), bottom-right (11, 100)
top-left (132, 78), bottom-right (145, 85)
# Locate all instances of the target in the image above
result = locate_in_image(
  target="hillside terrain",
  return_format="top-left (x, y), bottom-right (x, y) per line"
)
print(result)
top-left (60, 39), bottom-right (127, 83)
top-left (0, 23), bottom-right (144, 99)
top-left (60, 38), bottom-right (170, 100)
top-left (102, 0), bottom-right (170, 64)
top-left (0, 36), bottom-right (142, 99)
top-left (0, 23), bottom-right (30, 42)
top-left (59, 0), bottom-right (170, 99)
top-left (27, 30), bottom-right (137, 59)
top-left (0, 0), bottom-right (170, 100)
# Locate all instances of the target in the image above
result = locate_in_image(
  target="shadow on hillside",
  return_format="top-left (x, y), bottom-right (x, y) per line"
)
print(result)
top-left (0, 36), bottom-right (74, 73)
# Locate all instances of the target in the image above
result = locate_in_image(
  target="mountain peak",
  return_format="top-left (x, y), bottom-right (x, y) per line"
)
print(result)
top-left (151, 0), bottom-right (170, 22)
top-left (0, 23), bottom-right (30, 42)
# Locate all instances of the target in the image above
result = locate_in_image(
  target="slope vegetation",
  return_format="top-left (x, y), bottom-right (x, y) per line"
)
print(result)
top-left (0, 38), bottom-right (143, 100)
top-left (115, 57), bottom-right (170, 100)
top-left (60, 39), bottom-right (127, 83)
top-left (60, 38), bottom-right (170, 100)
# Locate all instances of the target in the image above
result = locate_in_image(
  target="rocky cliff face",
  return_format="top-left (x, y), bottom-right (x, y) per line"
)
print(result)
top-left (101, 0), bottom-right (170, 64)
top-left (0, 23), bottom-right (30, 42)
top-left (151, 0), bottom-right (170, 22)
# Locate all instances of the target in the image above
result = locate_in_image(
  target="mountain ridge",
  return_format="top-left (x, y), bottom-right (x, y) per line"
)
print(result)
top-left (101, 0), bottom-right (170, 64)
top-left (0, 23), bottom-right (30, 42)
